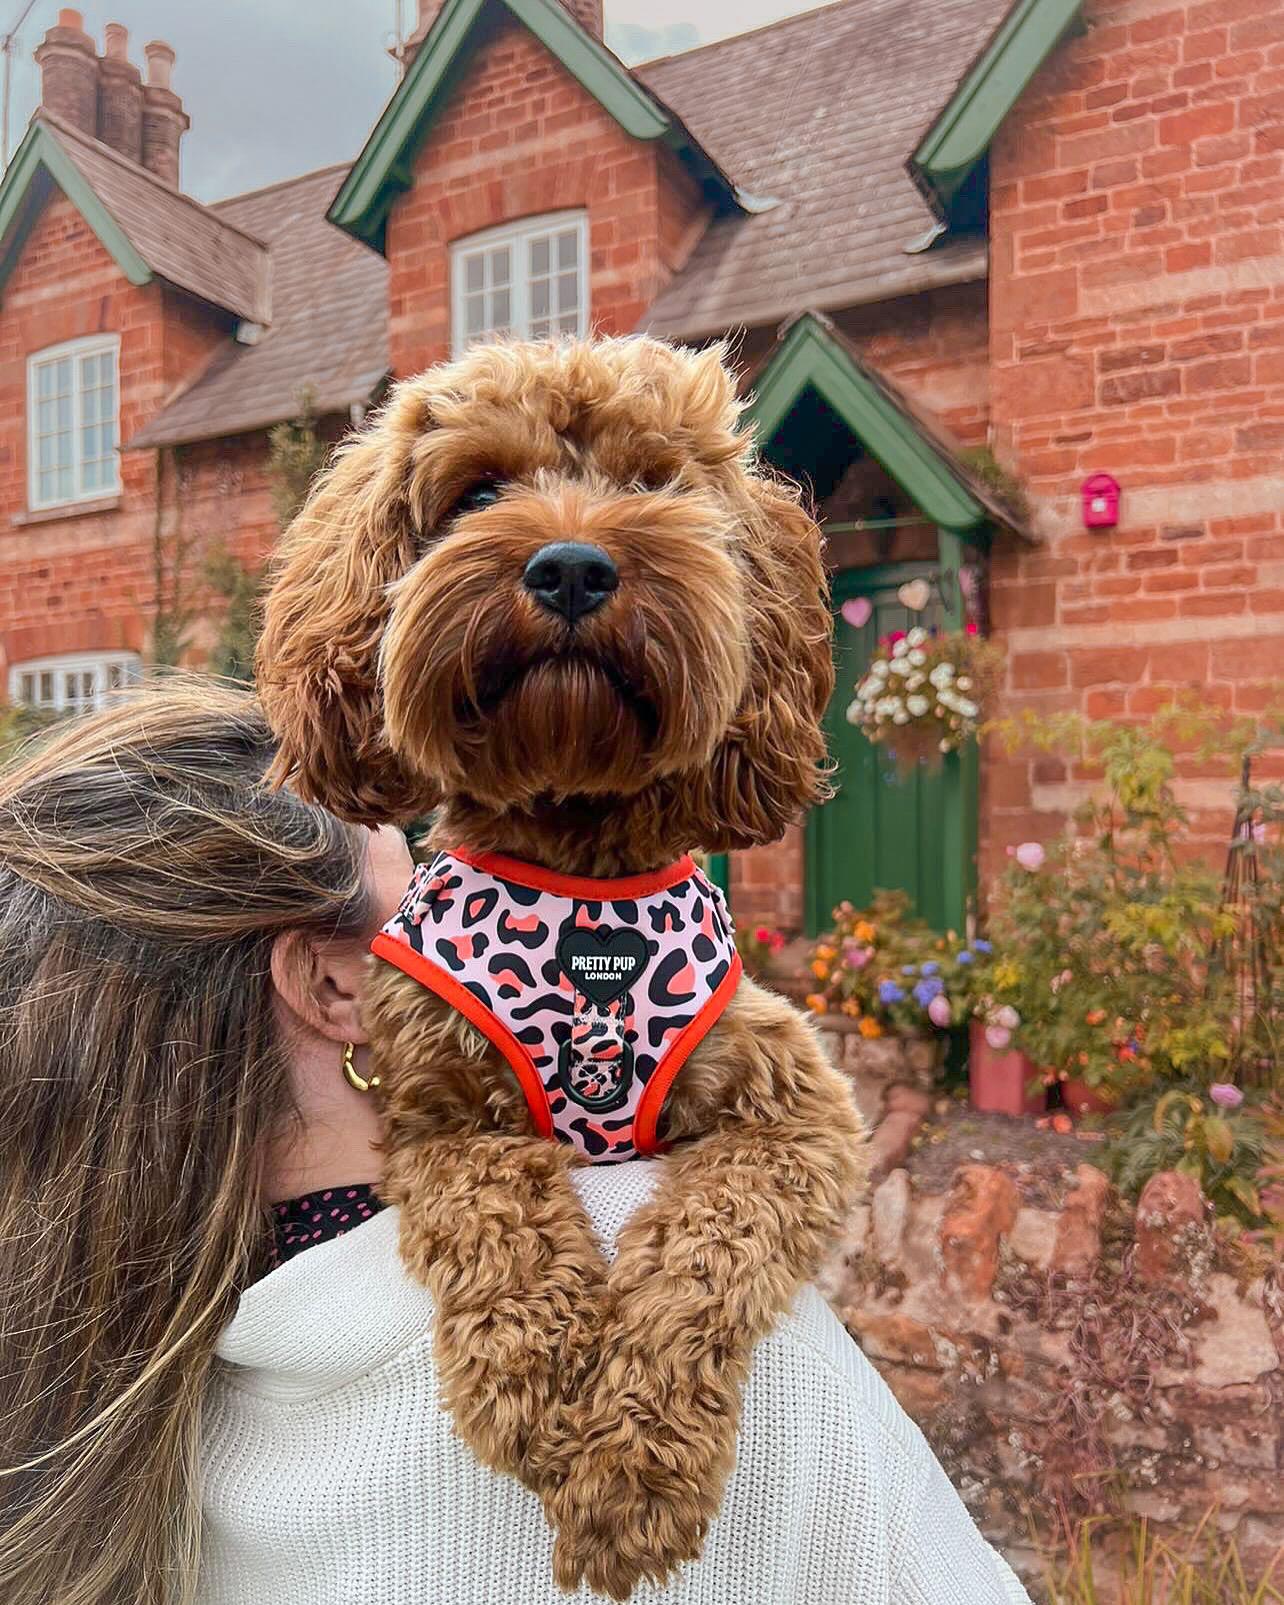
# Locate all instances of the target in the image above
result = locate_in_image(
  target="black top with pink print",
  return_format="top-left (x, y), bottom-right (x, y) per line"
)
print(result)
top-left (270, 1184), bottom-right (385, 1267)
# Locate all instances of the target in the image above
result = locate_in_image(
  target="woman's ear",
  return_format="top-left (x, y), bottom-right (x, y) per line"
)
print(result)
top-left (697, 471), bottom-right (835, 850)
top-left (256, 386), bottom-right (439, 827)
top-left (270, 927), bottom-right (370, 1046)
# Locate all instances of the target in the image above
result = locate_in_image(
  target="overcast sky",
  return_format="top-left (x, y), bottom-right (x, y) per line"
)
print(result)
top-left (3, 0), bottom-right (827, 200)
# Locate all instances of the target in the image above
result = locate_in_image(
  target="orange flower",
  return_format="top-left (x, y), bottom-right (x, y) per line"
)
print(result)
top-left (854, 921), bottom-right (877, 943)
top-left (859, 1017), bottom-right (883, 1038)
top-left (1086, 1009), bottom-right (1106, 1026)
top-left (841, 998), bottom-right (862, 1017)
top-left (814, 944), bottom-right (837, 962)
top-left (811, 959), bottom-right (830, 980)
top-left (805, 993), bottom-right (828, 1014)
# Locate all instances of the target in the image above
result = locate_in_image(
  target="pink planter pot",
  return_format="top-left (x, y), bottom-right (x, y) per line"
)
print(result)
top-left (968, 1021), bottom-right (1046, 1117)
top-left (1060, 1077), bottom-right (1114, 1116)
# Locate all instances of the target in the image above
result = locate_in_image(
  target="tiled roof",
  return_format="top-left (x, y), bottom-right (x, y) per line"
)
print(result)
top-left (41, 112), bottom-right (270, 325)
top-left (130, 165), bottom-right (389, 449)
top-left (636, 0), bottom-right (1010, 341)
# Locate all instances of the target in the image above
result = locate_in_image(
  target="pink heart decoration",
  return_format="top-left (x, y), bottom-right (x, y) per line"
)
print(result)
top-left (841, 597), bottom-right (873, 629)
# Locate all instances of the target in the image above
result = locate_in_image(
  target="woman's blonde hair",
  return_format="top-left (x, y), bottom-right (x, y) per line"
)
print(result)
top-left (0, 679), bottom-right (371, 1605)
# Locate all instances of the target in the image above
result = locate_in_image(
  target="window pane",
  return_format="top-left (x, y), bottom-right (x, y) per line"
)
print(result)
top-left (557, 229), bottom-right (578, 269)
top-left (18, 674), bottom-right (34, 704)
top-left (57, 465), bottom-right (74, 501)
top-left (531, 236), bottom-right (550, 276)
top-left (491, 289), bottom-right (510, 330)
top-left (464, 252), bottom-right (484, 293)
top-left (530, 319), bottom-right (551, 340)
top-left (488, 247), bottom-right (510, 288)
top-left (107, 662), bottom-right (124, 690)
top-left (557, 271), bottom-right (578, 314)
top-left (36, 362), bottom-right (54, 399)
top-left (531, 278), bottom-right (550, 319)
top-left (465, 293), bottom-right (486, 337)
top-left (39, 672), bottom-right (53, 704)
top-left (55, 358), bottom-right (72, 393)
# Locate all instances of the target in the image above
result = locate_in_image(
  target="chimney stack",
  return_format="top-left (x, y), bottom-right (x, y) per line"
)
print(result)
top-left (97, 23), bottom-right (143, 164)
top-left (34, 9), bottom-right (98, 139)
top-left (140, 41), bottom-right (188, 187)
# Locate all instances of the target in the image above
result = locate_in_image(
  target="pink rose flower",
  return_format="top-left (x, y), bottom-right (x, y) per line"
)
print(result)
top-left (1014, 841), bottom-right (1046, 872)
top-left (928, 994), bottom-right (953, 1029)
top-left (985, 1024), bottom-right (1013, 1051)
top-left (995, 1005), bottom-right (1020, 1031)
top-left (1209, 1083), bottom-right (1243, 1109)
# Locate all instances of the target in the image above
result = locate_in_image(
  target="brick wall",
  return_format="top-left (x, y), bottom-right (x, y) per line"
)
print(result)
top-left (385, 15), bottom-right (710, 375)
top-left (0, 189), bottom-right (254, 674)
top-left (987, 0), bottom-right (1284, 881)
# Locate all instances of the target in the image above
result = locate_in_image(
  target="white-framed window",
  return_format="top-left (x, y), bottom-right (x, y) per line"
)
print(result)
top-left (8, 652), bottom-right (140, 715)
top-left (451, 211), bottom-right (589, 354)
top-left (27, 335), bottom-right (121, 511)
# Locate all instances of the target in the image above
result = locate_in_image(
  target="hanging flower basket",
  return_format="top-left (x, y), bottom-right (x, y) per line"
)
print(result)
top-left (846, 628), bottom-right (1004, 772)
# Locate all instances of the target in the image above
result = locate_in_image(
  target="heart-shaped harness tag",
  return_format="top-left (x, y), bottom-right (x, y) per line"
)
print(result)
top-left (557, 926), bottom-right (650, 1007)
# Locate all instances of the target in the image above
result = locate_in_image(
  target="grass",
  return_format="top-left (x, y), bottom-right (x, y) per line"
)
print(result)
top-left (1039, 1512), bottom-right (1284, 1605)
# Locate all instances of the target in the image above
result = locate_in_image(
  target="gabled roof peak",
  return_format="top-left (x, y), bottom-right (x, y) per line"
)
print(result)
top-left (0, 114), bottom-right (271, 324)
top-left (329, 0), bottom-right (742, 253)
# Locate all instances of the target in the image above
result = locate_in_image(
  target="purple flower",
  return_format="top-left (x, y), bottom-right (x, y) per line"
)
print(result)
top-left (922, 961), bottom-right (941, 976)
top-left (913, 976), bottom-right (946, 1007)
top-left (1209, 1083), bottom-right (1244, 1110)
top-left (956, 950), bottom-right (974, 965)
top-left (901, 965), bottom-right (917, 976)
top-left (972, 939), bottom-right (993, 955)
top-left (878, 980), bottom-right (906, 1006)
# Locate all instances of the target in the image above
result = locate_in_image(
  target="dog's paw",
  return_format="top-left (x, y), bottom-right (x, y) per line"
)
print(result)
top-left (548, 1444), bottom-right (710, 1601)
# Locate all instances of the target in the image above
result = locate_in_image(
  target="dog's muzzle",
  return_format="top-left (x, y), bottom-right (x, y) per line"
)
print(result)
top-left (522, 542), bottom-right (618, 625)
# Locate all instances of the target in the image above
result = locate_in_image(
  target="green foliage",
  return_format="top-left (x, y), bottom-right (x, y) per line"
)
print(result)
top-left (978, 710), bottom-right (1245, 1098)
top-left (1101, 1086), bottom-right (1267, 1228)
top-left (200, 389), bottom-right (329, 683)
top-left (956, 444), bottom-right (1032, 526)
top-left (267, 387), bottom-right (327, 530)
top-left (0, 702), bottom-right (58, 767)
top-left (734, 923), bottom-right (786, 982)
top-left (805, 889), bottom-right (987, 1035)
top-left (1040, 1511), bottom-right (1284, 1604)
top-left (202, 543), bottom-right (264, 684)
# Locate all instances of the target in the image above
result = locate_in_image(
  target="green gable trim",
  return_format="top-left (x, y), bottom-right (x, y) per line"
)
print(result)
top-left (0, 120), bottom-right (152, 295)
top-left (911, 0), bottom-right (1081, 214)
top-left (746, 314), bottom-right (987, 534)
top-left (330, 0), bottom-right (672, 250)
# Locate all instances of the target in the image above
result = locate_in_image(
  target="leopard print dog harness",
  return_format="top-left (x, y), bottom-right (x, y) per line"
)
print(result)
top-left (371, 848), bottom-right (741, 1162)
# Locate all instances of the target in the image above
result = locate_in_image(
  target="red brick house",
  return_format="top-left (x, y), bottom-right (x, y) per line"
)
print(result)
top-left (0, 0), bottom-right (1280, 935)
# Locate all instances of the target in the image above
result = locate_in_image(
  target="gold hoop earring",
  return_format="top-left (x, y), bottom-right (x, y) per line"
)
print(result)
top-left (341, 1042), bottom-right (380, 1095)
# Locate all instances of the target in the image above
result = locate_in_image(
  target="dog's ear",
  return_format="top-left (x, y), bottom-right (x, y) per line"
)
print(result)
top-left (698, 470), bottom-right (835, 849)
top-left (256, 403), bottom-right (431, 825)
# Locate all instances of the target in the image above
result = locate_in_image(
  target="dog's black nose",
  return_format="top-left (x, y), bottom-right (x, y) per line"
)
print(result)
top-left (522, 542), bottom-right (618, 624)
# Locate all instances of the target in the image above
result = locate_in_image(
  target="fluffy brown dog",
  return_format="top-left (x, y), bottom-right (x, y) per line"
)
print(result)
top-left (257, 336), bottom-right (866, 1599)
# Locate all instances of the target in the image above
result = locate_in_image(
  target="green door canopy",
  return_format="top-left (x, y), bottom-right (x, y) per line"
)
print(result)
top-left (910, 0), bottom-right (1083, 215)
top-left (745, 312), bottom-right (996, 535)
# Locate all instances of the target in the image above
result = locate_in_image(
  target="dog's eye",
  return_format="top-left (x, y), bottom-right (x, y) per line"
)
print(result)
top-left (451, 480), bottom-right (503, 518)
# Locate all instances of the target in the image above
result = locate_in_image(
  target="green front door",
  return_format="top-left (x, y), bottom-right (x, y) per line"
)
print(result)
top-left (806, 563), bottom-right (959, 936)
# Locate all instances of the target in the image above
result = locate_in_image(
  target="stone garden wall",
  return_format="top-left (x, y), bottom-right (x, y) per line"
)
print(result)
top-left (818, 1121), bottom-right (1283, 1581)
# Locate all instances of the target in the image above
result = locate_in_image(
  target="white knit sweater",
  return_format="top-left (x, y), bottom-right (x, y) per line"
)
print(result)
top-left (200, 1164), bottom-right (1032, 1605)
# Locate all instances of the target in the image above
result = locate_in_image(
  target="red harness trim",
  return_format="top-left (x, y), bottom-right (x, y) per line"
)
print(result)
top-left (452, 848), bottom-right (697, 901)
top-left (633, 953), bottom-right (743, 1154)
top-left (369, 932), bottom-right (556, 1141)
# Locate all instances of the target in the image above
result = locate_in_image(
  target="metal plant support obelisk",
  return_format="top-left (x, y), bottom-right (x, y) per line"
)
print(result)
top-left (1216, 756), bottom-right (1278, 1090)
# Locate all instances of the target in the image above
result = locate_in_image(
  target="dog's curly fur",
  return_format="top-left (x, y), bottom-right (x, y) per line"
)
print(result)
top-left (257, 336), bottom-right (867, 1599)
